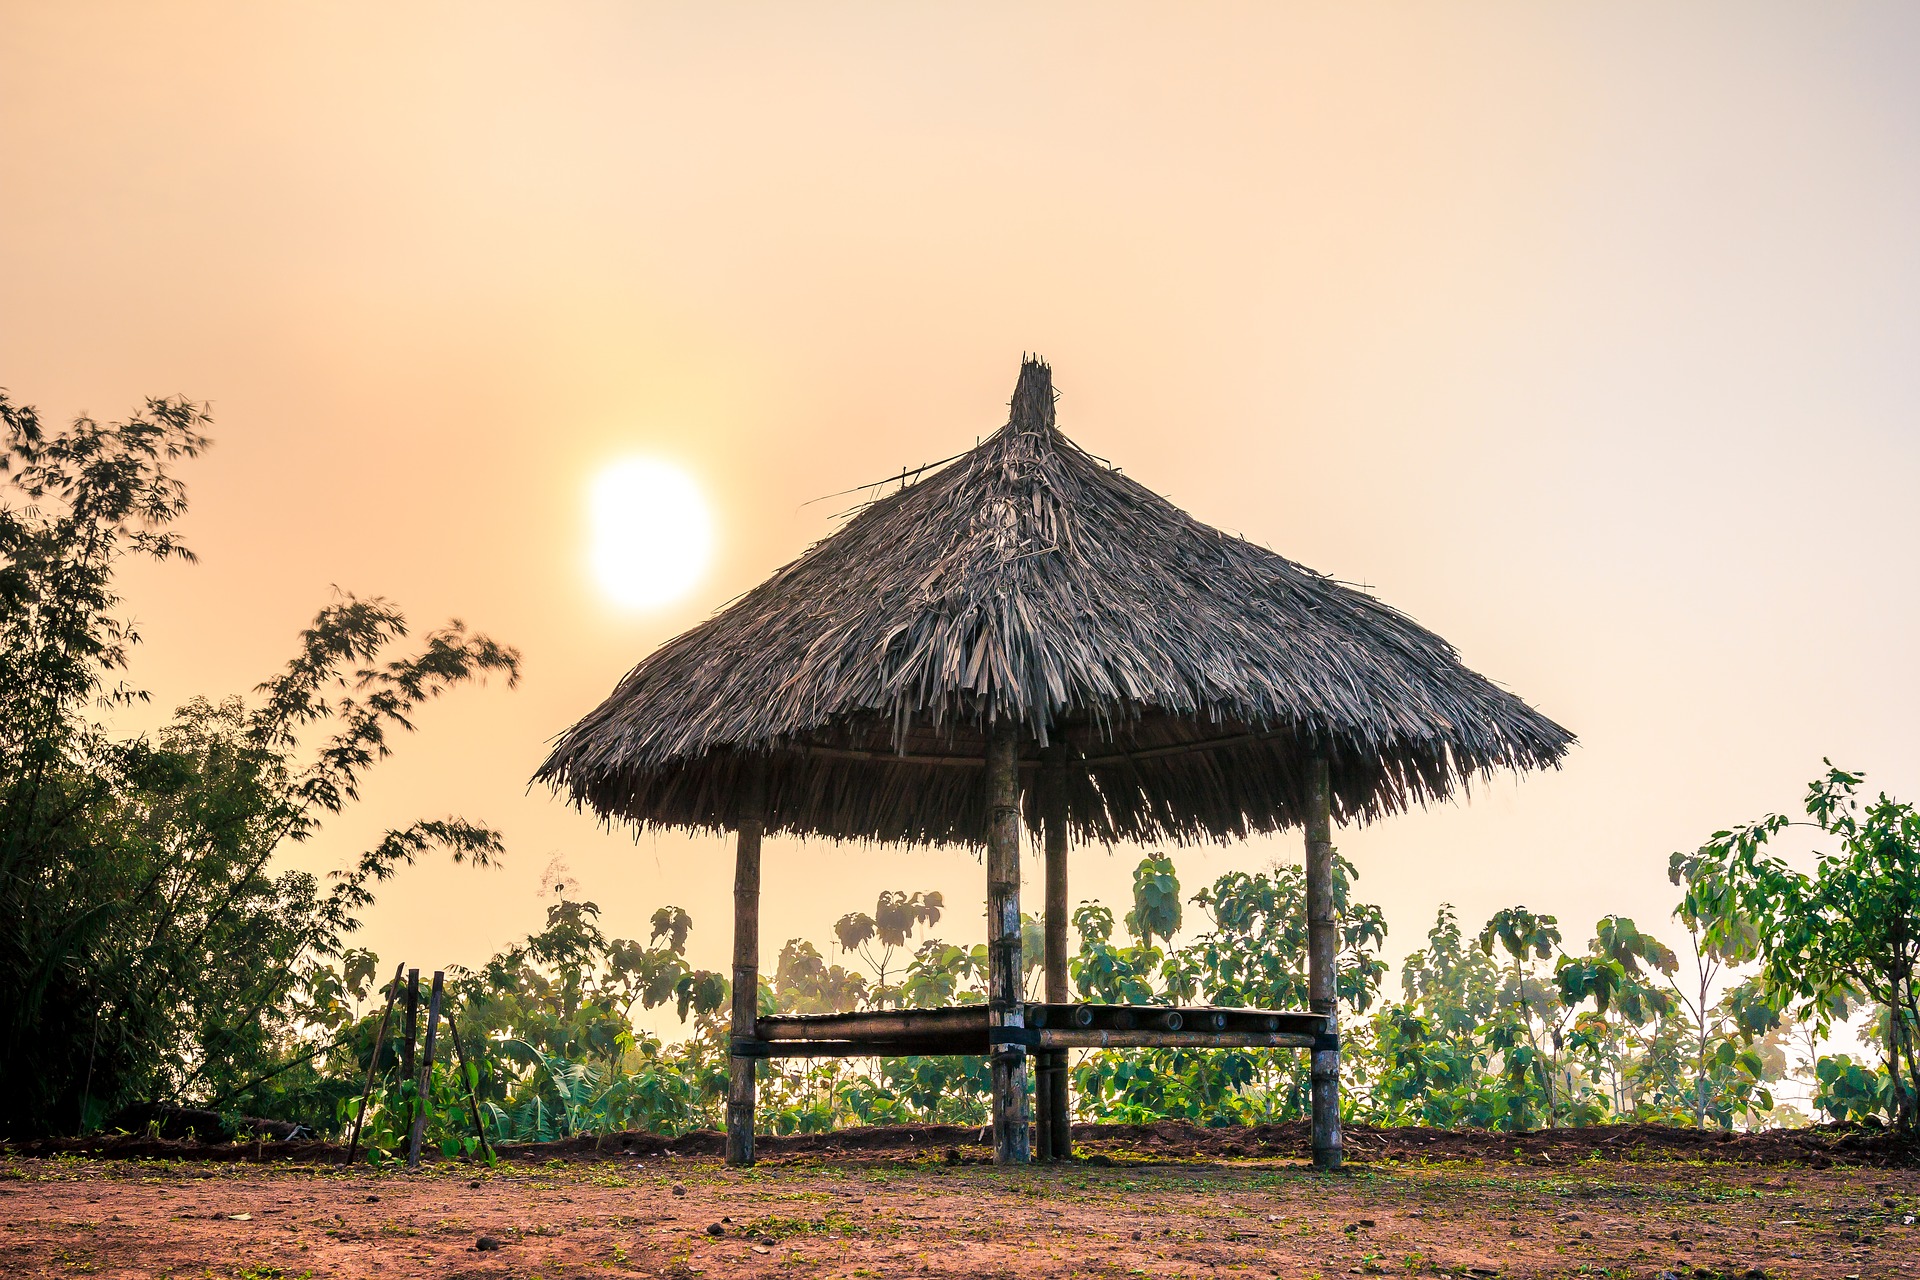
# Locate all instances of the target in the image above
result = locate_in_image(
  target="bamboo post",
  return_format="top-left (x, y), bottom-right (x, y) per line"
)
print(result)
top-left (402, 969), bottom-right (419, 1079)
top-left (344, 963), bottom-right (406, 1166)
top-left (986, 721), bottom-right (1030, 1166)
top-left (725, 756), bottom-right (769, 1167)
top-left (405, 971), bottom-right (444, 1170)
top-left (1305, 755), bottom-right (1342, 1171)
top-left (1040, 741), bottom-right (1071, 1161)
top-left (442, 1008), bottom-right (492, 1162)
top-left (400, 968), bottom-right (419, 1136)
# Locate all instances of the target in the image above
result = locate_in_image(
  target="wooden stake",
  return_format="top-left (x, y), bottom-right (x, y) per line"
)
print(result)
top-left (725, 756), bottom-right (769, 1167)
top-left (1305, 755), bottom-right (1342, 1171)
top-left (344, 963), bottom-right (406, 1166)
top-left (401, 969), bottom-right (419, 1077)
top-left (400, 968), bottom-right (419, 1136)
top-left (1041, 741), bottom-right (1071, 1162)
top-left (405, 971), bottom-right (444, 1170)
top-left (986, 722), bottom-right (1030, 1166)
top-left (442, 1008), bottom-right (492, 1162)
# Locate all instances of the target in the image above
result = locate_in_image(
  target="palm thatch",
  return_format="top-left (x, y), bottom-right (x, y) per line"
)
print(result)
top-left (538, 357), bottom-right (1572, 847)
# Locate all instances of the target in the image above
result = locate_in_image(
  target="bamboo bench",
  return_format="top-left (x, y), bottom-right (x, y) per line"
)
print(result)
top-left (730, 1002), bottom-right (1334, 1058)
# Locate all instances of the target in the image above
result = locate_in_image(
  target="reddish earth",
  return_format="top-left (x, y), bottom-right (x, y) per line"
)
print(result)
top-left (3, 1123), bottom-right (1915, 1279)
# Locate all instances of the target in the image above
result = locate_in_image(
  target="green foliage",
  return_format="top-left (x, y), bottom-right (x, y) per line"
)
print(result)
top-left (1682, 762), bottom-right (1920, 1129)
top-left (160, 835), bottom-right (1876, 1145)
top-left (833, 891), bottom-right (944, 1001)
top-left (1812, 1053), bottom-right (1893, 1124)
top-left (0, 392), bottom-right (518, 1136)
top-left (761, 888), bottom-right (992, 1129)
top-left (1186, 853), bottom-right (1388, 1012)
top-left (1124, 854), bottom-right (1182, 948)
top-left (346, 1054), bottom-right (494, 1167)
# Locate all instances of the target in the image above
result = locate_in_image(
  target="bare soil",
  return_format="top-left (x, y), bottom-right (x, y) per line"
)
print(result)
top-left (3, 1123), bottom-right (1916, 1279)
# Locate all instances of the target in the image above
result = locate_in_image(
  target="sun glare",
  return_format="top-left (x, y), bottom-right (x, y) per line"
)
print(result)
top-left (589, 458), bottom-right (714, 610)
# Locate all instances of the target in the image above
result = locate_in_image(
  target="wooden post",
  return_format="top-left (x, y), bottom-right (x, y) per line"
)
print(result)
top-left (406, 971), bottom-right (444, 1169)
top-left (400, 968), bottom-right (420, 1142)
top-left (1305, 755), bottom-right (1342, 1171)
top-left (725, 756), bottom-right (769, 1167)
top-left (1035, 1051), bottom-right (1053, 1161)
top-left (401, 969), bottom-right (419, 1079)
top-left (344, 963), bottom-right (406, 1166)
top-left (986, 722), bottom-right (1030, 1166)
top-left (1040, 742), bottom-right (1071, 1161)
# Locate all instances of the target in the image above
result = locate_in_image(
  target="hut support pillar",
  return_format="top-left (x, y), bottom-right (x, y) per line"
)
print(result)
top-left (986, 723), bottom-right (1031, 1166)
top-left (1305, 754), bottom-right (1342, 1171)
top-left (725, 758), bottom-right (768, 1167)
top-left (1038, 743), bottom-right (1071, 1161)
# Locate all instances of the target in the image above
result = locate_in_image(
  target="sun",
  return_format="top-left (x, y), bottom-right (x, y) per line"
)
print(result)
top-left (588, 458), bottom-right (714, 610)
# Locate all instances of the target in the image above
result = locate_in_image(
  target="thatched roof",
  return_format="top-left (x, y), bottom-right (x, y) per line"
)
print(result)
top-left (537, 358), bottom-right (1572, 847)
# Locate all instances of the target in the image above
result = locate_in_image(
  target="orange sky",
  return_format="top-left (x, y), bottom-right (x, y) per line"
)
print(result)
top-left (4, 4), bottom-right (1917, 1036)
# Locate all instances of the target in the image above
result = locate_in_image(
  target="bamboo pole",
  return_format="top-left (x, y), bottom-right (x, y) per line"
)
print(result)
top-left (1041, 741), bottom-right (1071, 1161)
top-left (1034, 1028), bottom-right (1317, 1050)
top-left (725, 756), bottom-right (769, 1167)
top-left (442, 1008), bottom-right (492, 1162)
top-left (731, 1036), bottom-right (984, 1058)
top-left (1305, 756), bottom-right (1342, 1171)
top-left (986, 722), bottom-right (1030, 1165)
top-left (344, 963), bottom-right (406, 1166)
top-left (739, 1029), bottom-right (1320, 1055)
top-left (755, 1007), bottom-right (986, 1040)
top-left (400, 968), bottom-right (419, 1138)
top-left (405, 971), bottom-right (444, 1170)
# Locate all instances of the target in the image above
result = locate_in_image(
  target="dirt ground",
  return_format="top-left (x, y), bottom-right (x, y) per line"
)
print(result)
top-left (3, 1123), bottom-right (1916, 1279)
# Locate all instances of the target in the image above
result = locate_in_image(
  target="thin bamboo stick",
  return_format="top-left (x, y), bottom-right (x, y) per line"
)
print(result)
top-left (344, 963), bottom-right (405, 1167)
top-left (442, 1008), bottom-right (492, 1162)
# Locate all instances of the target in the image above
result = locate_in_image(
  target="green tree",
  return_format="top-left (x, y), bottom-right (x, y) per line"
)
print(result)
top-left (1184, 854), bottom-right (1388, 1013)
top-left (1553, 917), bottom-right (1674, 1119)
top-left (1477, 906), bottom-right (1564, 1128)
top-left (1683, 763), bottom-right (1920, 1130)
top-left (445, 898), bottom-right (727, 1143)
top-left (833, 890), bottom-right (945, 1003)
top-left (1371, 907), bottom-right (1504, 1126)
top-left (0, 391), bottom-right (518, 1134)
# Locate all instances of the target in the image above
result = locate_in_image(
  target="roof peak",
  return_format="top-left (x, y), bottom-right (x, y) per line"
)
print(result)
top-left (1008, 355), bottom-right (1056, 435)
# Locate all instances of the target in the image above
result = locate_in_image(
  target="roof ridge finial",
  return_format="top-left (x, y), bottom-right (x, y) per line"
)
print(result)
top-left (1009, 354), bottom-right (1056, 435)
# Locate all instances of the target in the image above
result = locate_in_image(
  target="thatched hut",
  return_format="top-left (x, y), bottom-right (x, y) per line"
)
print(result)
top-left (538, 357), bottom-right (1572, 1167)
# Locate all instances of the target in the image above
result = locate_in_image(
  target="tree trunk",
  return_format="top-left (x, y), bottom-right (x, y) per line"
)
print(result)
top-left (725, 757), bottom-right (768, 1167)
top-left (986, 722), bottom-right (1030, 1166)
top-left (1886, 1002), bottom-right (1917, 1130)
top-left (1696, 968), bottom-right (1711, 1129)
top-left (1305, 754), bottom-right (1341, 1171)
top-left (1904, 995), bottom-right (1920, 1131)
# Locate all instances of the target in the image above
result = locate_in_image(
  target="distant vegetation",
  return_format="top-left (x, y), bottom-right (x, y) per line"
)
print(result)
top-left (248, 816), bottom-right (1907, 1162)
top-left (2, 388), bottom-right (1913, 1149)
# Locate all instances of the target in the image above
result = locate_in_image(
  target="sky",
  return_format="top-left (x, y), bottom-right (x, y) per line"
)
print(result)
top-left (4, 3), bottom-right (1918, 1040)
